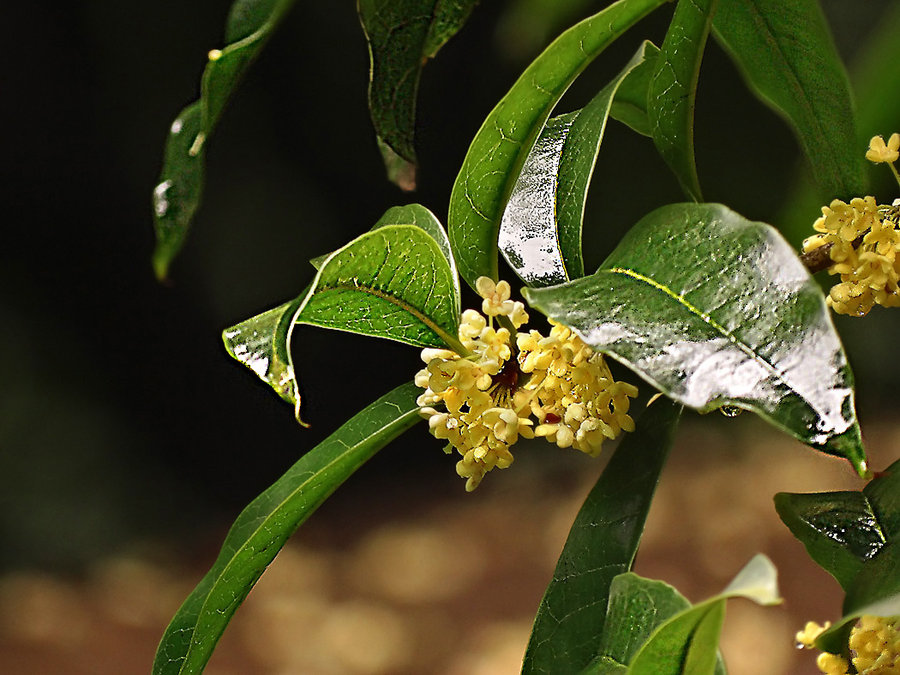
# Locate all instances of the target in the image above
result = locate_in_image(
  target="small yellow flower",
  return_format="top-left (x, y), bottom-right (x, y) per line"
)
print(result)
top-left (866, 133), bottom-right (900, 164)
top-left (797, 616), bottom-right (900, 675)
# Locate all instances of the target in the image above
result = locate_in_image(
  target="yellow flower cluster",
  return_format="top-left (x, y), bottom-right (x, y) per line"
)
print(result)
top-left (802, 134), bottom-right (900, 316)
top-left (796, 616), bottom-right (900, 675)
top-left (416, 277), bottom-right (638, 491)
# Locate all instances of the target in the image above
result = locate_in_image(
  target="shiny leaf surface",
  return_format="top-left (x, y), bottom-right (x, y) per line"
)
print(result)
top-left (775, 456), bottom-right (900, 635)
top-left (522, 398), bottom-right (682, 674)
top-left (152, 382), bottom-right (421, 675)
top-left (152, 0), bottom-right (297, 279)
top-left (358, 0), bottom-right (479, 187)
top-left (448, 0), bottom-right (667, 289)
top-left (648, 0), bottom-right (717, 201)
top-left (523, 202), bottom-right (867, 474)
top-left (499, 43), bottom-right (654, 287)
top-left (712, 0), bottom-right (865, 199)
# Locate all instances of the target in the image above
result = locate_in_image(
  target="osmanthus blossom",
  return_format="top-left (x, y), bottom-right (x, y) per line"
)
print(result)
top-left (796, 616), bottom-right (900, 674)
top-left (416, 277), bottom-right (638, 491)
top-left (802, 134), bottom-right (900, 316)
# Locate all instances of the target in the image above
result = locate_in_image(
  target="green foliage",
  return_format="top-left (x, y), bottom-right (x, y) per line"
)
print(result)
top-left (151, 0), bottom-right (900, 672)
top-left (152, 382), bottom-right (420, 674)
top-left (523, 203), bottom-right (866, 474)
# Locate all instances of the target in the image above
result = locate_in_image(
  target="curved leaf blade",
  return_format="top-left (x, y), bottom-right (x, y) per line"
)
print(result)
top-left (448, 0), bottom-right (667, 289)
top-left (607, 42), bottom-right (660, 137)
top-left (500, 43), bottom-right (656, 287)
top-left (358, 0), bottom-right (479, 188)
top-left (712, 0), bottom-right (865, 199)
top-left (522, 398), bottom-right (682, 675)
top-left (297, 221), bottom-right (462, 350)
top-left (152, 0), bottom-right (297, 280)
top-left (152, 382), bottom-right (421, 675)
top-left (523, 202), bottom-right (867, 474)
top-left (648, 0), bottom-right (718, 201)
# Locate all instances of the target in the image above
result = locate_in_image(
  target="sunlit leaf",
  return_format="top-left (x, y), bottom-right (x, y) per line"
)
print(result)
top-left (648, 0), bottom-right (717, 201)
top-left (448, 0), bottom-right (667, 289)
top-left (152, 0), bottom-right (298, 279)
top-left (522, 398), bottom-right (682, 674)
top-left (499, 43), bottom-right (655, 287)
top-left (712, 0), bottom-right (865, 200)
top-left (358, 0), bottom-right (479, 188)
top-left (523, 202), bottom-right (868, 475)
top-left (152, 382), bottom-right (421, 675)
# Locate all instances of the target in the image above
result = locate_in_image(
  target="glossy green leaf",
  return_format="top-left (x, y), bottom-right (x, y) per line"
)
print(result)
top-left (648, 0), bottom-right (717, 201)
top-left (448, 0), bottom-right (667, 290)
top-left (358, 0), bottom-right (479, 188)
top-left (222, 291), bottom-right (309, 426)
top-left (775, 456), bottom-right (899, 592)
top-left (608, 43), bottom-right (660, 137)
top-left (152, 382), bottom-right (421, 675)
top-left (523, 202), bottom-right (868, 475)
top-left (152, 0), bottom-right (298, 280)
top-left (522, 398), bottom-right (682, 675)
top-left (712, 0), bottom-right (865, 200)
top-left (499, 43), bottom-right (655, 287)
top-left (595, 555), bottom-right (778, 674)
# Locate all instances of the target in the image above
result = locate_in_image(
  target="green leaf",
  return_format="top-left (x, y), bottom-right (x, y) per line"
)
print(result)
top-left (448, 0), bottom-right (667, 289)
top-left (358, 0), bottom-right (479, 188)
top-left (648, 0), bottom-right (718, 201)
top-left (152, 381), bottom-right (421, 675)
top-left (605, 555), bottom-right (779, 674)
top-left (523, 202), bottom-right (868, 475)
top-left (222, 292), bottom-right (309, 426)
top-left (499, 43), bottom-right (656, 287)
top-left (297, 218), bottom-right (462, 351)
top-left (775, 457), bottom-right (899, 592)
top-left (152, 0), bottom-right (297, 280)
top-left (712, 0), bottom-right (865, 200)
top-left (522, 398), bottom-right (682, 675)
top-left (609, 43), bottom-right (661, 137)
top-left (815, 588), bottom-right (900, 656)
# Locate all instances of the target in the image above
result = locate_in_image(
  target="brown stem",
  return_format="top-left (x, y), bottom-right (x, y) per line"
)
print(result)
top-left (800, 233), bottom-right (866, 274)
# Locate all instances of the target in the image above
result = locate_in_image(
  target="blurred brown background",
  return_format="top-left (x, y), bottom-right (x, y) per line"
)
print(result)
top-left (2, 0), bottom-right (899, 673)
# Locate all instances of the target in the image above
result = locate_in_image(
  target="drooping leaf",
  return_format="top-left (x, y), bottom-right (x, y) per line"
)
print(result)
top-left (582, 555), bottom-right (779, 674)
top-left (358, 0), bottom-right (480, 188)
top-left (775, 457), bottom-right (900, 657)
top-left (223, 205), bottom-right (461, 422)
top-left (152, 0), bottom-right (298, 280)
top-left (152, 382), bottom-right (421, 675)
top-left (522, 398), bottom-right (682, 675)
top-left (499, 43), bottom-right (656, 287)
top-left (608, 43), bottom-right (660, 137)
top-left (448, 0), bottom-right (667, 289)
top-left (712, 0), bottom-right (865, 200)
top-left (523, 202), bottom-right (868, 475)
top-left (648, 0), bottom-right (717, 201)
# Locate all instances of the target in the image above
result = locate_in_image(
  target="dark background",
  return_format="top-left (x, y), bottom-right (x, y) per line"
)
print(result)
top-left (3, 0), bottom-right (898, 572)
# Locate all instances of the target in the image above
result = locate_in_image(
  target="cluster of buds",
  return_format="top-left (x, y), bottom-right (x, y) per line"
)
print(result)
top-left (416, 277), bottom-right (638, 491)
top-left (802, 134), bottom-right (900, 316)
top-left (796, 616), bottom-right (900, 674)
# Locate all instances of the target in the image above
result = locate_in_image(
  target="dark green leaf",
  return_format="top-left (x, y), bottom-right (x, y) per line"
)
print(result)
top-left (448, 0), bottom-right (667, 289)
top-left (624, 555), bottom-right (779, 674)
top-left (609, 43), bottom-right (661, 137)
top-left (816, 586), bottom-right (900, 655)
top-left (775, 457), bottom-right (900, 591)
top-left (648, 0), bottom-right (717, 201)
top-left (152, 0), bottom-right (297, 279)
top-left (152, 382), bottom-right (421, 675)
top-left (523, 202), bottom-right (868, 475)
top-left (500, 43), bottom-right (655, 287)
top-left (522, 398), bottom-right (682, 674)
top-left (712, 0), bottom-right (865, 200)
top-left (358, 0), bottom-right (479, 187)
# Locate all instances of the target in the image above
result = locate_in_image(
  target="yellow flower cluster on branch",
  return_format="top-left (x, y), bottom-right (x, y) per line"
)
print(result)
top-left (802, 133), bottom-right (900, 316)
top-left (796, 616), bottom-right (900, 675)
top-left (416, 277), bottom-right (637, 491)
